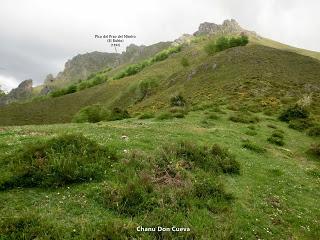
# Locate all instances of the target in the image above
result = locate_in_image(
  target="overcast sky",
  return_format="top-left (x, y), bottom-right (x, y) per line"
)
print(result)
top-left (0, 0), bottom-right (319, 91)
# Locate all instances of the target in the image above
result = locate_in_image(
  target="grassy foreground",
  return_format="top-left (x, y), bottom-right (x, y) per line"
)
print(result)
top-left (0, 108), bottom-right (319, 239)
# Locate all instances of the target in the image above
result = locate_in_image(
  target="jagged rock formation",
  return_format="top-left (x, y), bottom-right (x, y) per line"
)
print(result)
top-left (52, 52), bottom-right (121, 84)
top-left (120, 42), bottom-right (172, 63)
top-left (193, 19), bottom-right (257, 37)
top-left (43, 42), bottom-right (171, 89)
top-left (0, 79), bottom-right (33, 105)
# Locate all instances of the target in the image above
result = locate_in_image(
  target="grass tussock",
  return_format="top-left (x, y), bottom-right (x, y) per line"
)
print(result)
top-left (0, 134), bottom-right (117, 189)
top-left (267, 130), bottom-right (285, 146)
top-left (307, 125), bottom-right (320, 137)
top-left (242, 141), bottom-right (266, 153)
top-left (229, 113), bottom-right (260, 124)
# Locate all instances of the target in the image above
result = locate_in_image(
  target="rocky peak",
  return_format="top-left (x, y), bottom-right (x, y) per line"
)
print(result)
top-left (0, 79), bottom-right (33, 106)
top-left (193, 19), bottom-right (254, 36)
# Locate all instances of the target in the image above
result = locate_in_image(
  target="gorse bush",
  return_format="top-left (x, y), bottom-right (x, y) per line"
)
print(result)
top-left (0, 134), bottom-right (117, 189)
top-left (170, 94), bottom-right (186, 107)
top-left (72, 104), bottom-right (109, 123)
top-left (279, 104), bottom-right (310, 122)
top-left (204, 35), bottom-right (249, 55)
top-left (72, 105), bottom-right (130, 123)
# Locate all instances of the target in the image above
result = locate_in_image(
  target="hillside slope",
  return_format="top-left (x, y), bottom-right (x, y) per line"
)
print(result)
top-left (0, 38), bottom-right (320, 126)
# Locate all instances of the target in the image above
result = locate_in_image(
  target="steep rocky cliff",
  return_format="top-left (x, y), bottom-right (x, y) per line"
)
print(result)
top-left (0, 79), bottom-right (33, 105)
top-left (193, 19), bottom-right (257, 37)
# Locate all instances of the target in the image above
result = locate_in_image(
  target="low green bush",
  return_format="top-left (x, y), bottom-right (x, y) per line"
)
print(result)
top-left (204, 35), bottom-right (249, 55)
top-left (138, 112), bottom-right (154, 119)
top-left (307, 126), bottom-right (320, 137)
top-left (267, 131), bottom-right (285, 146)
top-left (309, 144), bottom-right (320, 157)
top-left (78, 75), bottom-right (107, 90)
top-left (0, 134), bottom-right (117, 189)
top-left (170, 95), bottom-right (186, 107)
top-left (242, 141), bottom-right (266, 153)
top-left (158, 141), bottom-right (240, 174)
top-left (102, 179), bottom-right (156, 217)
top-left (180, 57), bottom-right (190, 67)
top-left (0, 213), bottom-right (61, 239)
top-left (50, 84), bottom-right (77, 98)
top-left (279, 104), bottom-right (309, 122)
top-left (288, 119), bottom-right (314, 131)
top-left (108, 107), bottom-right (130, 121)
top-left (156, 112), bottom-right (174, 120)
top-left (72, 104), bottom-right (110, 123)
top-left (113, 45), bottom-right (182, 80)
top-left (229, 113), bottom-right (259, 124)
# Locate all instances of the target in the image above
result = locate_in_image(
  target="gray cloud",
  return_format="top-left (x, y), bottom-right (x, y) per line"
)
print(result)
top-left (0, 0), bottom-right (319, 91)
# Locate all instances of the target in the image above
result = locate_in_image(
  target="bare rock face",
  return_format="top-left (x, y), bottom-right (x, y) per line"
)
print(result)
top-left (53, 51), bottom-right (122, 84)
top-left (194, 19), bottom-right (257, 37)
top-left (44, 74), bottom-right (55, 84)
top-left (173, 34), bottom-right (193, 45)
top-left (0, 79), bottom-right (33, 106)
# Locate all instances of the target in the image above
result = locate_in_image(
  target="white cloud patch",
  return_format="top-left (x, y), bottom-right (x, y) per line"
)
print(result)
top-left (0, 74), bottom-right (20, 92)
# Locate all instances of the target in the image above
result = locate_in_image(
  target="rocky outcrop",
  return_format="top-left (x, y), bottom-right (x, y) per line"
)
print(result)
top-left (52, 51), bottom-right (121, 84)
top-left (43, 41), bottom-right (171, 89)
top-left (0, 79), bottom-right (33, 106)
top-left (193, 19), bottom-right (257, 37)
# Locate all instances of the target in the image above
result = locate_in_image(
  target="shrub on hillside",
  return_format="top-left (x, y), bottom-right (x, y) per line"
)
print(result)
top-left (156, 112), bottom-right (174, 120)
top-left (158, 141), bottom-right (240, 174)
top-left (180, 57), bottom-right (190, 67)
top-left (229, 113), bottom-right (259, 124)
top-left (170, 95), bottom-right (186, 107)
top-left (307, 126), bottom-right (320, 137)
top-left (136, 79), bottom-right (158, 102)
top-left (78, 75), bottom-right (107, 90)
top-left (267, 131), bottom-right (285, 146)
top-left (288, 119), bottom-right (314, 131)
top-left (309, 144), bottom-right (320, 158)
top-left (204, 35), bottom-right (249, 55)
top-left (279, 104), bottom-right (310, 122)
top-left (0, 134), bottom-right (117, 189)
top-left (72, 104), bottom-right (110, 123)
top-left (50, 84), bottom-right (77, 98)
top-left (138, 112), bottom-right (154, 119)
top-left (108, 107), bottom-right (130, 121)
top-left (102, 180), bottom-right (156, 217)
top-left (242, 141), bottom-right (266, 153)
top-left (113, 45), bottom-right (182, 80)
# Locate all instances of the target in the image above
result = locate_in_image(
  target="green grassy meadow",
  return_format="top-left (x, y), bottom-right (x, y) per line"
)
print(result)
top-left (0, 108), bottom-right (319, 239)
